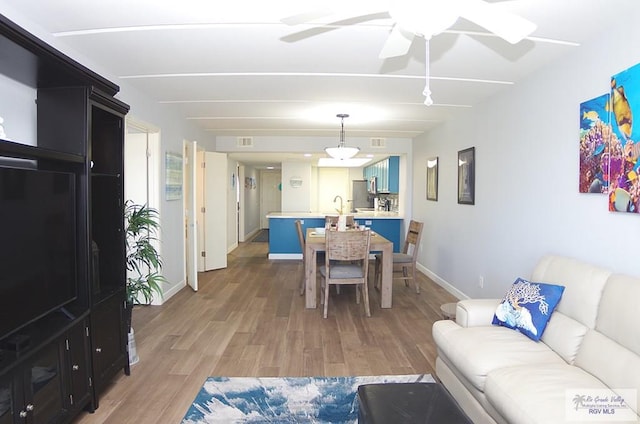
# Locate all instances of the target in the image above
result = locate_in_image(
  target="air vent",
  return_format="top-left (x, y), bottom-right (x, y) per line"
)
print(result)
top-left (237, 137), bottom-right (253, 147)
top-left (370, 138), bottom-right (386, 148)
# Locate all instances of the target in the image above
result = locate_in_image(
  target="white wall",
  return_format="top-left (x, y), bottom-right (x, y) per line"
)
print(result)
top-left (413, 11), bottom-right (640, 299)
top-left (216, 135), bottom-right (412, 155)
top-left (317, 168), bottom-right (350, 213)
top-left (281, 162), bottom-right (312, 212)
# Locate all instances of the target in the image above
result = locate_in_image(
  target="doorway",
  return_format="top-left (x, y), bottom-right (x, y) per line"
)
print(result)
top-left (260, 170), bottom-right (281, 229)
top-left (124, 118), bottom-right (161, 303)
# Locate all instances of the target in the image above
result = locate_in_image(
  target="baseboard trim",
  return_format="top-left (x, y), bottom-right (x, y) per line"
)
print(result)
top-left (417, 263), bottom-right (469, 300)
top-left (243, 228), bottom-right (261, 242)
top-left (151, 279), bottom-right (186, 305)
top-left (268, 253), bottom-right (301, 260)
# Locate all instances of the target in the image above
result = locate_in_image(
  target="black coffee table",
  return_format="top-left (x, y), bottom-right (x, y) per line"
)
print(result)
top-left (358, 382), bottom-right (472, 424)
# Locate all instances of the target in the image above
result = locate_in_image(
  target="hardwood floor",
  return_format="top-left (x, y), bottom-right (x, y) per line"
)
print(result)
top-left (72, 240), bottom-right (458, 423)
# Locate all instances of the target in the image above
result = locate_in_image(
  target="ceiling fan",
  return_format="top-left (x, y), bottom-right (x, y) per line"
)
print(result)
top-left (282, 0), bottom-right (536, 104)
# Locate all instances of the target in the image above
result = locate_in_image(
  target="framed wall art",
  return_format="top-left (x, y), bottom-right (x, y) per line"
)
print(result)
top-left (165, 151), bottom-right (183, 201)
top-left (457, 147), bottom-right (475, 205)
top-left (426, 156), bottom-right (438, 201)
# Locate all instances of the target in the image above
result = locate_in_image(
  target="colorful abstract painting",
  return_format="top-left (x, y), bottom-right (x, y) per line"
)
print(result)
top-left (608, 63), bottom-right (640, 213)
top-left (579, 94), bottom-right (611, 193)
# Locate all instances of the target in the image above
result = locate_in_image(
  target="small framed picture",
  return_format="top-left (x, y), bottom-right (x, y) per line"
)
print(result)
top-left (165, 151), bottom-right (183, 201)
top-left (426, 156), bottom-right (438, 201)
top-left (457, 147), bottom-right (475, 205)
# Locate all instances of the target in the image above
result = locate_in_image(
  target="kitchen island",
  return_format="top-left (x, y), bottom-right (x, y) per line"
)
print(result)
top-left (267, 212), bottom-right (403, 259)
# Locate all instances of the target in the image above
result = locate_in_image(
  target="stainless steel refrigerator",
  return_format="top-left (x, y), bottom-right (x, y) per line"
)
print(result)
top-left (352, 180), bottom-right (372, 211)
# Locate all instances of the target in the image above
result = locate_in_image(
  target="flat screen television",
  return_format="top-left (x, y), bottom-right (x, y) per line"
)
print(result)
top-left (0, 166), bottom-right (77, 342)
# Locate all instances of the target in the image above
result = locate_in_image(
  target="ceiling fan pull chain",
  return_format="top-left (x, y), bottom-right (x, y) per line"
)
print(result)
top-left (423, 39), bottom-right (433, 106)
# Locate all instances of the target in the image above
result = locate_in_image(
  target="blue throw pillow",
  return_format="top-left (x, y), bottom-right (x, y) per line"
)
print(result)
top-left (492, 278), bottom-right (565, 341)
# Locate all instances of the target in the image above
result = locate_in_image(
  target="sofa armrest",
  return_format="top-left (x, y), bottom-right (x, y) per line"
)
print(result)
top-left (456, 299), bottom-right (501, 327)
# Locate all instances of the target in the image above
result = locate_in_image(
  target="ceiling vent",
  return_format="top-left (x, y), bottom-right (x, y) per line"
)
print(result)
top-left (237, 137), bottom-right (253, 147)
top-left (370, 138), bottom-right (386, 148)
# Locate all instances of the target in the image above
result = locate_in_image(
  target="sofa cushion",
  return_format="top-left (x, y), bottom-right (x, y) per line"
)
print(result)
top-left (529, 255), bottom-right (611, 364)
top-left (433, 320), bottom-right (566, 392)
top-left (575, 330), bottom-right (640, 416)
top-left (573, 273), bottom-right (640, 415)
top-left (485, 363), bottom-right (632, 424)
top-left (596, 273), bottom-right (640, 355)
top-left (530, 255), bottom-right (610, 328)
top-left (492, 278), bottom-right (564, 341)
top-left (538, 311), bottom-right (588, 364)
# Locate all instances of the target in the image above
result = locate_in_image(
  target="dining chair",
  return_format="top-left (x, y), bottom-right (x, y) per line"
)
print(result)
top-left (319, 229), bottom-right (372, 318)
top-left (374, 220), bottom-right (424, 293)
top-left (325, 215), bottom-right (355, 229)
top-left (295, 220), bottom-right (326, 296)
top-left (325, 215), bottom-right (339, 228)
top-left (294, 220), bottom-right (306, 295)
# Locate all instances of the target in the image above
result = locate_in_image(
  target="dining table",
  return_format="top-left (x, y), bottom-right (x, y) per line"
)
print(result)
top-left (304, 227), bottom-right (394, 309)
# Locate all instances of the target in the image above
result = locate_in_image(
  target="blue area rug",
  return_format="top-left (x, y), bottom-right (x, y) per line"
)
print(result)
top-left (181, 374), bottom-right (433, 423)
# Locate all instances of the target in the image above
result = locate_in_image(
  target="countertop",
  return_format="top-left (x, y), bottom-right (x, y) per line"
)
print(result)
top-left (267, 211), bottom-right (401, 219)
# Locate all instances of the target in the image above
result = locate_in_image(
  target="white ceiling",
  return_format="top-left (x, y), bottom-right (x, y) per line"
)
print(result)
top-left (1, 0), bottom-right (633, 165)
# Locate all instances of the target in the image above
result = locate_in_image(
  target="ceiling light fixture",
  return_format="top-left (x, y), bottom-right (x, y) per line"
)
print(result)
top-left (325, 113), bottom-right (359, 160)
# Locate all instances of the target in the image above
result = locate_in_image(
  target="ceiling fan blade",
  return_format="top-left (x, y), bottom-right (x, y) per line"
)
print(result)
top-left (281, 8), bottom-right (333, 26)
top-left (459, 0), bottom-right (536, 44)
top-left (379, 24), bottom-right (415, 59)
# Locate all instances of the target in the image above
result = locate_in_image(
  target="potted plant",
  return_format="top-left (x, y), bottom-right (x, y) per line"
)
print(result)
top-left (125, 201), bottom-right (166, 307)
top-left (124, 201), bottom-right (166, 363)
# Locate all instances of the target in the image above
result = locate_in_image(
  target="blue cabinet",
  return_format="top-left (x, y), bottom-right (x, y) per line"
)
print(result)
top-left (269, 218), bottom-right (325, 255)
top-left (364, 156), bottom-right (399, 193)
top-left (268, 217), bottom-right (403, 256)
top-left (353, 218), bottom-right (402, 252)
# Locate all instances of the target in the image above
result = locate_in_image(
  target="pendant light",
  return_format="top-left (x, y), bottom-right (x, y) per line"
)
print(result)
top-left (325, 113), bottom-right (359, 160)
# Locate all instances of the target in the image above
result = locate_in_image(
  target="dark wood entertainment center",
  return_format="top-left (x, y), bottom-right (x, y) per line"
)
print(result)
top-left (0, 14), bottom-right (129, 424)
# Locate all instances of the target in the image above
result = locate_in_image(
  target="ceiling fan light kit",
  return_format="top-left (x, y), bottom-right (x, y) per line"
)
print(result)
top-left (325, 113), bottom-right (360, 160)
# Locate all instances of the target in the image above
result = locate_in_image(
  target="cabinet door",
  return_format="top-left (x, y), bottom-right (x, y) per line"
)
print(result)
top-left (387, 156), bottom-right (399, 193)
top-left (90, 294), bottom-right (127, 396)
top-left (26, 342), bottom-right (66, 424)
top-left (0, 373), bottom-right (16, 424)
top-left (65, 320), bottom-right (92, 412)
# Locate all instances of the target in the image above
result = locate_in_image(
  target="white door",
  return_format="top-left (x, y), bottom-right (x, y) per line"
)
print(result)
top-left (196, 150), bottom-right (206, 271)
top-left (260, 170), bottom-right (281, 229)
top-left (184, 140), bottom-right (198, 291)
top-left (199, 151), bottom-right (228, 271)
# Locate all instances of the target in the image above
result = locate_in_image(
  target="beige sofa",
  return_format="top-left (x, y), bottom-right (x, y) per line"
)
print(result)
top-left (432, 255), bottom-right (640, 424)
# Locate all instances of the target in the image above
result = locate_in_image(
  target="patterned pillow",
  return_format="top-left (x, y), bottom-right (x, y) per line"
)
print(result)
top-left (492, 278), bottom-right (565, 341)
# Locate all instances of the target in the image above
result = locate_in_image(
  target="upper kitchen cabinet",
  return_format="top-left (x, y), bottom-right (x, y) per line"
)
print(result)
top-left (364, 156), bottom-right (399, 193)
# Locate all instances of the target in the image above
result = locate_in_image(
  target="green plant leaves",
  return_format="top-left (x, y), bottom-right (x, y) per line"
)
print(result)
top-left (125, 200), bottom-right (166, 305)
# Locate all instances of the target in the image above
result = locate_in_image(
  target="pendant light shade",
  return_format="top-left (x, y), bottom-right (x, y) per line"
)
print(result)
top-left (325, 114), bottom-right (359, 160)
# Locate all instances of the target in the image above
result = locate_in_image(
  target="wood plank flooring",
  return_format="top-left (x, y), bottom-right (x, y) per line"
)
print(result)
top-left (72, 240), bottom-right (457, 424)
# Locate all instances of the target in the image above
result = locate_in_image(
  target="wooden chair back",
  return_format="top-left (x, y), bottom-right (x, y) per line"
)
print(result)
top-left (294, 220), bottom-right (305, 295)
top-left (403, 220), bottom-right (424, 261)
top-left (325, 215), bottom-right (356, 229)
top-left (295, 219), bottom-right (305, 256)
top-left (320, 229), bottom-right (372, 318)
top-left (325, 229), bottom-right (370, 264)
